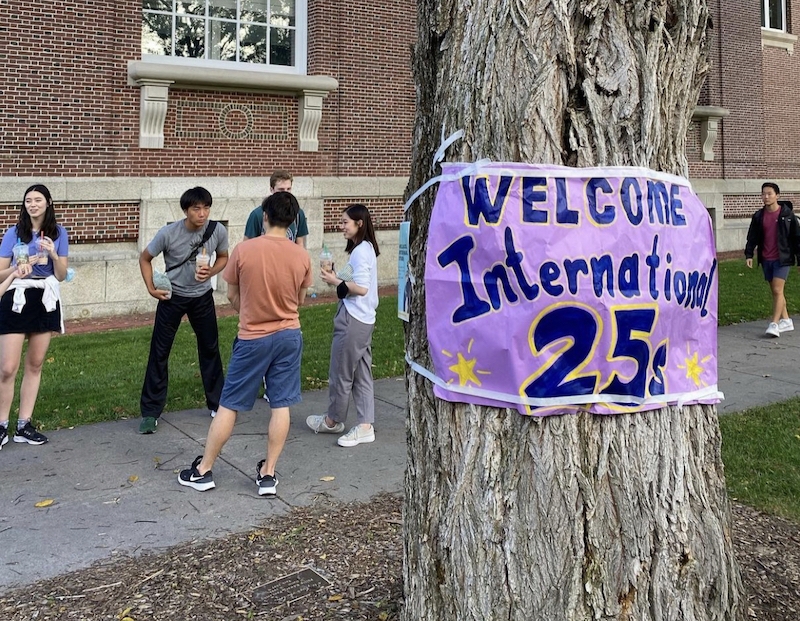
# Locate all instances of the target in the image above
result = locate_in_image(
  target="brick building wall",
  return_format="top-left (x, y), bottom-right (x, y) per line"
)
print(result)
top-left (0, 202), bottom-right (139, 244)
top-left (3, 1), bottom-right (800, 312)
top-left (323, 197), bottom-right (405, 233)
top-left (0, 0), bottom-right (415, 181)
top-left (724, 193), bottom-right (800, 220)
top-left (689, 0), bottom-right (800, 249)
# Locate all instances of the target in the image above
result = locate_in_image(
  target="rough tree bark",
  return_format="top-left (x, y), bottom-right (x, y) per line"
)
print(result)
top-left (403, 1), bottom-right (744, 620)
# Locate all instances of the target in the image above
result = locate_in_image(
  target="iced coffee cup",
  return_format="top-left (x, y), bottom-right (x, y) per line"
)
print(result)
top-left (195, 249), bottom-right (210, 281)
top-left (320, 245), bottom-right (333, 272)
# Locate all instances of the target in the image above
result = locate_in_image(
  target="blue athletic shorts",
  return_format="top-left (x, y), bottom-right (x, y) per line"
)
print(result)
top-left (220, 328), bottom-right (303, 411)
top-left (762, 260), bottom-right (790, 282)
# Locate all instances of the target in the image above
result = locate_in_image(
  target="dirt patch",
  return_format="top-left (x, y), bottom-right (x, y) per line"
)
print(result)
top-left (1, 495), bottom-right (798, 620)
top-left (718, 250), bottom-right (744, 262)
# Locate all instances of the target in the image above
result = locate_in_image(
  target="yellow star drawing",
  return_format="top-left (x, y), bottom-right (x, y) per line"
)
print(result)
top-left (449, 352), bottom-right (481, 387)
top-left (676, 345), bottom-right (711, 388)
top-left (683, 351), bottom-right (703, 387)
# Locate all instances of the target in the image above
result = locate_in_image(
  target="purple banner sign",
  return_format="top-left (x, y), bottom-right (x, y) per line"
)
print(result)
top-left (423, 163), bottom-right (721, 415)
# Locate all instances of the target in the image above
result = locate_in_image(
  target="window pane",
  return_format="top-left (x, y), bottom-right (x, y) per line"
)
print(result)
top-left (270, 27), bottom-right (294, 66)
top-left (142, 0), bottom-right (299, 68)
top-left (175, 16), bottom-right (206, 57)
top-left (177, 0), bottom-right (205, 15)
top-left (143, 0), bottom-right (171, 10)
top-left (768, 0), bottom-right (784, 30)
top-left (142, 12), bottom-right (172, 55)
top-left (210, 0), bottom-right (236, 19)
top-left (209, 19), bottom-right (237, 61)
top-left (240, 24), bottom-right (268, 63)
top-left (270, 0), bottom-right (295, 27)
top-left (242, 0), bottom-right (269, 24)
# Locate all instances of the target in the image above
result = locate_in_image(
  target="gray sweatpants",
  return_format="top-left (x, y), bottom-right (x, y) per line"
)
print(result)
top-left (327, 302), bottom-right (375, 425)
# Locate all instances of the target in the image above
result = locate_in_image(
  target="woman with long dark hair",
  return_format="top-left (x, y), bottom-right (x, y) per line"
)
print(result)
top-left (307, 204), bottom-right (380, 447)
top-left (0, 184), bottom-right (69, 448)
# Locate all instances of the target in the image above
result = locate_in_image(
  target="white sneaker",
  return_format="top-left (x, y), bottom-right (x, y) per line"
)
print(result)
top-left (337, 425), bottom-right (375, 447)
top-left (306, 414), bottom-right (345, 434)
top-left (766, 322), bottom-right (780, 337)
top-left (778, 318), bottom-right (794, 333)
top-left (210, 410), bottom-right (217, 418)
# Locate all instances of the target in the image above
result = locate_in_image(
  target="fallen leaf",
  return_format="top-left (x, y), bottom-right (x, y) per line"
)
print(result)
top-left (320, 476), bottom-right (335, 482)
top-left (128, 475), bottom-right (139, 484)
top-left (328, 594), bottom-right (344, 602)
top-left (35, 499), bottom-right (55, 508)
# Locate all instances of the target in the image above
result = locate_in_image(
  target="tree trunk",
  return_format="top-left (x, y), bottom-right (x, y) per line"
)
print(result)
top-left (403, 1), bottom-right (744, 620)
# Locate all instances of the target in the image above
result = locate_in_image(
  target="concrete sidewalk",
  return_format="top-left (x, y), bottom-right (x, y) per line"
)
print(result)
top-left (0, 377), bottom-right (408, 589)
top-left (2, 318), bottom-right (800, 588)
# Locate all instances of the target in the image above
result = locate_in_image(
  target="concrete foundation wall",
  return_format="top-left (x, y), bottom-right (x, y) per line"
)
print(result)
top-left (0, 176), bottom-right (405, 321)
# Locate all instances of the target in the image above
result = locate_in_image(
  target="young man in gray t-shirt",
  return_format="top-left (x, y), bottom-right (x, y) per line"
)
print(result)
top-left (138, 186), bottom-right (229, 434)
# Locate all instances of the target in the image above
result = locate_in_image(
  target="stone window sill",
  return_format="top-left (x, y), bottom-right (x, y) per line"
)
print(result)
top-left (761, 29), bottom-right (797, 54)
top-left (127, 60), bottom-right (338, 150)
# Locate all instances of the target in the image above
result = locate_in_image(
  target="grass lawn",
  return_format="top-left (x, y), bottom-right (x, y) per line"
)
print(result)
top-left (720, 401), bottom-right (800, 521)
top-left (717, 257), bottom-right (800, 325)
top-left (28, 297), bottom-right (404, 430)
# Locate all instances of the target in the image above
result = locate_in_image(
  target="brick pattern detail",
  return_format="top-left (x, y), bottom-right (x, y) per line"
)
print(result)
top-left (323, 198), bottom-right (405, 232)
top-left (0, 203), bottom-right (140, 244)
top-left (723, 194), bottom-right (800, 219)
top-left (0, 1), bottom-right (416, 179)
top-left (176, 101), bottom-right (289, 141)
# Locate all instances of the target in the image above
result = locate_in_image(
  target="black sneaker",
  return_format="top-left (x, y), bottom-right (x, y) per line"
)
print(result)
top-left (178, 456), bottom-right (215, 491)
top-left (255, 459), bottom-right (278, 496)
top-left (13, 421), bottom-right (48, 445)
top-left (0, 426), bottom-right (7, 450)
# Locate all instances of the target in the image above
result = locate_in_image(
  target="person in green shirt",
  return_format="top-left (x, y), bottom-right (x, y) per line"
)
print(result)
top-left (243, 170), bottom-right (308, 246)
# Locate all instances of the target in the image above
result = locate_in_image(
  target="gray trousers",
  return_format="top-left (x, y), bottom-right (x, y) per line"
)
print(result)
top-left (327, 302), bottom-right (375, 425)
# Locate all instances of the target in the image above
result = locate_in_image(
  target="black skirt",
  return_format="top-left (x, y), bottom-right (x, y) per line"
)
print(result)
top-left (0, 287), bottom-right (62, 334)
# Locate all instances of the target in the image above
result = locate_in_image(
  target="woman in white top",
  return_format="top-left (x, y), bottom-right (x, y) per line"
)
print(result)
top-left (307, 204), bottom-right (380, 447)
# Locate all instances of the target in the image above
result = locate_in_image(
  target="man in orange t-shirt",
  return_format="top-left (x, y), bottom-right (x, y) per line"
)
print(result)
top-left (178, 192), bottom-right (312, 496)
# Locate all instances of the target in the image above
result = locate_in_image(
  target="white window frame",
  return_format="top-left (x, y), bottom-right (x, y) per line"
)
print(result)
top-left (142, 0), bottom-right (308, 75)
top-left (762, 0), bottom-right (787, 32)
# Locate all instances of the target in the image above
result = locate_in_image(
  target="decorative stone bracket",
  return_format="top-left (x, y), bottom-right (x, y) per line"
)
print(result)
top-left (127, 60), bottom-right (338, 151)
top-left (692, 105), bottom-right (730, 161)
top-left (138, 80), bottom-right (173, 149)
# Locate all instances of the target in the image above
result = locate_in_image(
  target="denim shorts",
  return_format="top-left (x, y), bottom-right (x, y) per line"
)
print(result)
top-left (220, 328), bottom-right (303, 411)
top-left (762, 259), bottom-right (790, 282)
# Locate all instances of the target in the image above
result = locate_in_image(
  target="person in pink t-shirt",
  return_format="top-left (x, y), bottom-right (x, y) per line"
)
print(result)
top-left (745, 182), bottom-right (800, 337)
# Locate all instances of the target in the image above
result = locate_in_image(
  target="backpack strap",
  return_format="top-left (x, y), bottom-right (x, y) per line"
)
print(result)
top-left (165, 221), bottom-right (218, 273)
